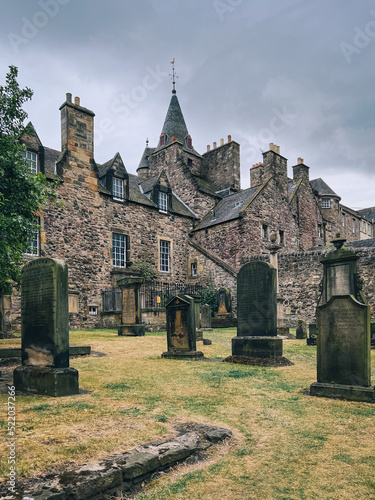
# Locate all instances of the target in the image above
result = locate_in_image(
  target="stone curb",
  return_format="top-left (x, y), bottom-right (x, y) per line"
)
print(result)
top-left (1, 423), bottom-right (231, 500)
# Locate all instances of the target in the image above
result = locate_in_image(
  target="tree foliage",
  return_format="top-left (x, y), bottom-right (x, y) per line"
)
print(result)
top-left (0, 66), bottom-right (56, 294)
top-left (200, 282), bottom-right (218, 316)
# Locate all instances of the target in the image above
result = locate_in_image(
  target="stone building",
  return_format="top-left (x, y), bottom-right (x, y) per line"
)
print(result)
top-left (6, 86), bottom-right (374, 331)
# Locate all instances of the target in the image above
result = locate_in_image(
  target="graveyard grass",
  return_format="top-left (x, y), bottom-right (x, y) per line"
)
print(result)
top-left (1, 329), bottom-right (375, 500)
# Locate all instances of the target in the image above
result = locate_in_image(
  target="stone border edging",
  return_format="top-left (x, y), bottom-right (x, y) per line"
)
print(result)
top-left (1, 423), bottom-right (232, 500)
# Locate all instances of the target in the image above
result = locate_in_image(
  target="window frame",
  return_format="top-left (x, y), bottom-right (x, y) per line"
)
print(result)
top-left (88, 306), bottom-right (98, 316)
top-left (321, 198), bottom-right (330, 209)
top-left (112, 233), bottom-right (127, 268)
top-left (23, 218), bottom-right (40, 256)
top-left (112, 177), bottom-right (124, 201)
top-left (191, 262), bottom-right (198, 277)
top-left (23, 150), bottom-right (38, 174)
top-left (159, 239), bottom-right (171, 273)
top-left (158, 191), bottom-right (168, 213)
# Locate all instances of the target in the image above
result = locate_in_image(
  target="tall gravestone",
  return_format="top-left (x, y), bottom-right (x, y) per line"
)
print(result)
top-left (296, 319), bottom-right (307, 339)
top-left (200, 304), bottom-right (212, 329)
top-left (310, 238), bottom-right (375, 403)
top-left (117, 270), bottom-right (145, 336)
top-left (232, 261), bottom-right (282, 358)
top-left (13, 258), bottom-right (79, 397)
top-left (162, 295), bottom-right (203, 359)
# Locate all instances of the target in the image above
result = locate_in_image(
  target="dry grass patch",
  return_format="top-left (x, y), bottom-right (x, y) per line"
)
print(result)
top-left (1, 329), bottom-right (375, 499)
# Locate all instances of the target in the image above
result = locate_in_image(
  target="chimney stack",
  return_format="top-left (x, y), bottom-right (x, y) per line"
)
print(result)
top-left (74, 96), bottom-right (80, 106)
top-left (207, 145), bottom-right (210, 152)
top-left (228, 134), bottom-right (232, 142)
top-left (220, 138), bottom-right (224, 146)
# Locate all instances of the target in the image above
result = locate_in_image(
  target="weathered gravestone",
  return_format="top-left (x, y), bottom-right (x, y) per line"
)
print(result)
top-left (13, 258), bottom-right (79, 397)
top-left (307, 323), bottom-right (317, 346)
top-left (117, 270), bottom-right (145, 336)
top-left (201, 304), bottom-right (212, 329)
top-left (232, 261), bottom-right (282, 358)
top-left (310, 238), bottom-right (375, 403)
top-left (296, 319), bottom-right (307, 339)
top-left (371, 322), bottom-right (375, 348)
top-left (162, 295), bottom-right (203, 359)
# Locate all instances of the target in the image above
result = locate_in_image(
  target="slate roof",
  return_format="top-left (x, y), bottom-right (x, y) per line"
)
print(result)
top-left (194, 185), bottom-right (261, 230)
top-left (140, 175), bottom-right (159, 194)
top-left (43, 147), bottom-right (63, 181)
top-left (160, 91), bottom-right (190, 146)
top-left (357, 206), bottom-right (375, 222)
top-left (192, 176), bottom-right (222, 198)
top-left (137, 146), bottom-right (156, 172)
top-left (310, 178), bottom-right (339, 197)
top-left (288, 180), bottom-right (299, 201)
top-left (348, 238), bottom-right (375, 248)
top-left (128, 174), bottom-right (155, 207)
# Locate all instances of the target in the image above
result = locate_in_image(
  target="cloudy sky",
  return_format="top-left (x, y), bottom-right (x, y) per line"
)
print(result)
top-left (1, 0), bottom-right (374, 209)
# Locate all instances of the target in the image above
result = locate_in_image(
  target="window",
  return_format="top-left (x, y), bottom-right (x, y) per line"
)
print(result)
top-left (112, 233), bottom-right (126, 267)
top-left (159, 133), bottom-right (166, 146)
top-left (368, 223), bottom-right (371, 235)
top-left (318, 224), bottom-right (322, 238)
top-left (160, 240), bottom-right (170, 273)
top-left (186, 136), bottom-right (192, 148)
top-left (191, 262), bottom-right (197, 277)
top-left (24, 219), bottom-right (39, 256)
top-left (352, 219), bottom-right (355, 234)
top-left (262, 224), bottom-right (268, 240)
top-left (89, 306), bottom-right (98, 316)
top-left (23, 151), bottom-right (37, 174)
top-left (112, 177), bottom-right (123, 200)
top-left (187, 158), bottom-right (193, 167)
top-left (158, 192), bottom-right (167, 212)
top-left (321, 198), bottom-right (330, 209)
top-left (279, 230), bottom-right (284, 245)
top-left (342, 214), bottom-right (345, 227)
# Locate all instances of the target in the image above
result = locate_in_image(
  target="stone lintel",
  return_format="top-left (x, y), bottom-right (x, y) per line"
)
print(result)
top-left (310, 382), bottom-right (375, 403)
top-left (13, 366), bottom-right (79, 397)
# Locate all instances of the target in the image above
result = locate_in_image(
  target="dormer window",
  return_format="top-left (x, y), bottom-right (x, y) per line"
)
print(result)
top-left (112, 177), bottom-right (123, 201)
top-left (159, 133), bottom-right (166, 146)
top-left (158, 191), bottom-right (168, 213)
top-left (186, 135), bottom-right (192, 148)
top-left (23, 151), bottom-right (37, 174)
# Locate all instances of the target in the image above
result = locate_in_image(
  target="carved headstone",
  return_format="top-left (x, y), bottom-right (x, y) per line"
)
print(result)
top-left (117, 271), bottom-right (145, 336)
top-left (13, 258), bottom-right (79, 397)
top-left (232, 261), bottom-right (282, 358)
top-left (216, 287), bottom-right (231, 316)
top-left (162, 295), bottom-right (203, 359)
top-left (310, 238), bottom-right (375, 403)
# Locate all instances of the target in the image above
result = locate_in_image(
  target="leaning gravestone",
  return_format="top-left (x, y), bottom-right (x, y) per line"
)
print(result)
top-left (162, 295), bottom-right (203, 359)
top-left (310, 238), bottom-right (375, 403)
top-left (232, 261), bottom-right (282, 358)
top-left (13, 258), bottom-right (79, 397)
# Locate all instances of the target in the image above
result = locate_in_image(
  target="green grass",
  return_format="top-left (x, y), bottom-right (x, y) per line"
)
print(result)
top-left (1, 329), bottom-right (375, 500)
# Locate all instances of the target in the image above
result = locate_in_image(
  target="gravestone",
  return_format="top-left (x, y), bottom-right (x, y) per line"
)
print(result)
top-left (296, 319), bottom-right (307, 339)
top-left (117, 271), bottom-right (145, 336)
top-left (232, 261), bottom-right (282, 358)
top-left (201, 304), bottom-right (212, 329)
top-left (0, 294), bottom-right (12, 339)
top-left (310, 238), bottom-right (375, 403)
top-left (371, 322), bottom-right (375, 348)
top-left (216, 287), bottom-right (231, 316)
top-left (162, 295), bottom-right (203, 359)
top-left (307, 323), bottom-right (317, 346)
top-left (13, 258), bottom-right (79, 397)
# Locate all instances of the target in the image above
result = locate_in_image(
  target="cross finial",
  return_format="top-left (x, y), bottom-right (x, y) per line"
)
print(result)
top-left (169, 58), bottom-right (178, 93)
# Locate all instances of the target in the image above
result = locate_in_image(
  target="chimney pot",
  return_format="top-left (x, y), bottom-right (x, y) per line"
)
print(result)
top-left (74, 96), bottom-right (80, 106)
top-left (298, 157), bottom-right (304, 164)
top-left (207, 145), bottom-right (211, 152)
top-left (172, 136), bottom-right (176, 142)
top-left (220, 138), bottom-right (224, 146)
top-left (228, 134), bottom-right (232, 142)
top-left (213, 141), bottom-right (217, 149)
top-left (66, 93), bottom-right (72, 103)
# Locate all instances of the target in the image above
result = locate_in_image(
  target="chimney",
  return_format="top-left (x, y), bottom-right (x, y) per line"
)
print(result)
top-left (262, 143), bottom-right (288, 198)
top-left (207, 145), bottom-right (211, 152)
top-left (293, 157), bottom-right (310, 183)
top-left (213, 141), bottom-right (217, 149)
top-left (228, 134), bottom-right (232, 142)
top-left (172, 136), bottom-right (176, 142)
top-left (59, 94), bottom-right (95, 159)
top-left (220, 138), bottom-right (224, 146)
top-left (250, 162), bottom-right (264, 187)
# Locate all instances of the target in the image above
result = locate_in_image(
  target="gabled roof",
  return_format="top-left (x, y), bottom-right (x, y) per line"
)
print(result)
top-left (160, 91), bottom-right (189, 146)
top-left (310, 178), bottom-right (339, 198)
top-left (192, 175), bottom-right (222, 198)
top-left (128, 174), bottom-right (156, 206)
top-left (140, 174), bottom-right (159, 194)
top-left (357, 206), bottom-right (375, 222)
top-left (20, 122), bottom-right (42, 151)
top-left (194, 184), bottom-right (263, 230)
top-left (98, 152), bottom-right (127, 178)
top-left (44, 147), bottom-right (63, 181)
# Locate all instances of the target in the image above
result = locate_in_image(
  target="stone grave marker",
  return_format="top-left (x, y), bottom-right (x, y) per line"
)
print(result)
top-left (307, 323), bottom-right (317, 346)
top-left (310, 238), bottom-right (375, 403)
top-left (162, 295), bottom-right (203, 359)
top-left (216, 287), bottom-right (231, 317)
top-left (117, 270), bottom-right (145, 336)
top-left (296, 319), bottom-right (307, 339)
top-left (201, 304), bottom-right (212, 329)
top-left (13, 258), bottom-right (79, 397)
top-left (371, 322), bottom-right (375, 348)
top-left (232, 261), bottom-right (282, 358)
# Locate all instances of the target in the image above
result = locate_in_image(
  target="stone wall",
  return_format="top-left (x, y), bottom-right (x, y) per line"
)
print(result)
top-left (202, 139), bottom-right (240, 192)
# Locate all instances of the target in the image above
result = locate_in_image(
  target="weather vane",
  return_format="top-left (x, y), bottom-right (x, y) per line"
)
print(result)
top-left (169, 58), bottom-right (178, 92)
